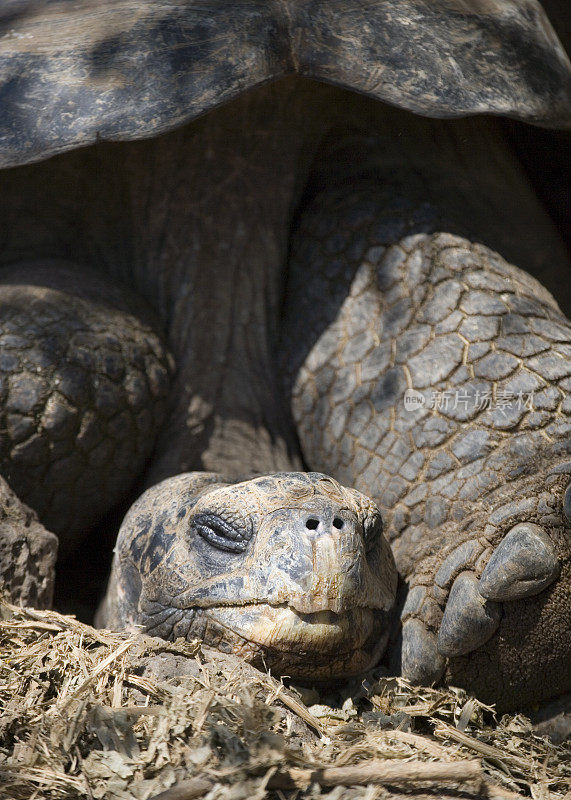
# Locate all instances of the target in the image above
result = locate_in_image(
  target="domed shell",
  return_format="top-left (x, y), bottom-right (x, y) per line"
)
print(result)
top-left (0, 0), bottom-right (569, 167)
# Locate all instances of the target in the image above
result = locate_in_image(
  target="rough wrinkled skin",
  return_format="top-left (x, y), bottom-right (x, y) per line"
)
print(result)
top-left (283, 144), bottom-right (571, 574)
top-left (97, 472), bottom-right (397, 681)
top-left (0, 1), bottom-right (569, 710)
top-left (0, 261), bottom-right (171, 553)
top-left (0, 475), bottom-right (57, 609)
top-left (280, 155), bottom-right (571, 702)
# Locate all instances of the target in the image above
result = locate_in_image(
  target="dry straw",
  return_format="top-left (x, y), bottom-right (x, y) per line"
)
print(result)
top-left (0, 598), bottom-right (568, 800)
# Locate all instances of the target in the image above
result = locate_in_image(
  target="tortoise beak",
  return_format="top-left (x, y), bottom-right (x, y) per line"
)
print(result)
top-left (283, 522), bottom-right (365, 615)
top-left (255, 502), bottom-right (394, 614)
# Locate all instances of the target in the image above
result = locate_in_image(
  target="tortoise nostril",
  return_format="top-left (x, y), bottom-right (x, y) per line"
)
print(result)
top-left (333, 517), bottom-right (344, 529)
top-left (306, 518), bottom-right (319, 530)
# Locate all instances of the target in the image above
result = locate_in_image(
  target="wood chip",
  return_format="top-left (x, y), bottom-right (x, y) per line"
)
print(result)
top-left (148, 760), bottom-right (483, 800)
top-left (263, 674), bottom-right (328, 737)
top-left (434, 723), bottom-right (532, 773)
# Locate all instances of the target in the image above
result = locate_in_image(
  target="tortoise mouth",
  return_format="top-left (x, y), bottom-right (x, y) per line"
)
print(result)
top-left (194, 602), bottom-right (390, 680)
top-left (204, 602), bottom-right (378, 646)
top-left (197, 600), bottom-right (383, 648)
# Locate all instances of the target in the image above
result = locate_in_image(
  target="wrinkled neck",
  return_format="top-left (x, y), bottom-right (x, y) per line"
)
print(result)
top-left (126, 80), bottom-right (328, 479)
top-left (1, 77), bottom-right (565, 479)
top-left (122, 80), bottom-right (569, 480)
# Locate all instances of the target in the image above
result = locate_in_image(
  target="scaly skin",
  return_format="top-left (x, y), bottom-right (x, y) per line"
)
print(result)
top-left (281, 140), bottom-right (571, 707)
top-left (0, 82), bottom-right (569, 707)
top-left (0, 261), bottom-right (171, 553)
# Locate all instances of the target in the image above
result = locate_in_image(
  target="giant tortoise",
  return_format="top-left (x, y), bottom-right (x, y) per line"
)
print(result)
top-left (0, 0), bottom-right (569, 710)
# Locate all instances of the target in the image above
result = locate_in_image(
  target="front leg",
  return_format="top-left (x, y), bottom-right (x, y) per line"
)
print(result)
top-left (280, 133), bottom-right (571, 708)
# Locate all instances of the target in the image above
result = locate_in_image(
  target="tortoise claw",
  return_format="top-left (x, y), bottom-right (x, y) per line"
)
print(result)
top-left (437, 572), bottom-right (501, 658)
top-left (402, 618), bottom-right (445, 685)
top-left (479, 523), bottom-right (559, 602)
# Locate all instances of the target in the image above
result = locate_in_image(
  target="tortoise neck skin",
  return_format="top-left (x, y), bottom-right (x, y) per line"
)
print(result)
top-left (0, 79), bottom-right (568, 481)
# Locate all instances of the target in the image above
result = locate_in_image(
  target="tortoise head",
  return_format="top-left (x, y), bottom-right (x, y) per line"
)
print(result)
top-left (98, 472), bottom-right (397, 681)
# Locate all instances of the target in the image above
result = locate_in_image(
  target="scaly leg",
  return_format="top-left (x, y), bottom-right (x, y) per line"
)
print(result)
top-left (0, 261), bottom-right (171, 555)
top-left (281, 132), bottom-right (571, 708)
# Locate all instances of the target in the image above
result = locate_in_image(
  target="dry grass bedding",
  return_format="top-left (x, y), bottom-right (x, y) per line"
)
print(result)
top-left (0, 598), bottom-right (569, 800)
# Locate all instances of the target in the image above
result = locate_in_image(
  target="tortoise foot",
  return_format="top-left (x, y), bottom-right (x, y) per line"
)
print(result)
top-left (478, 523), bottom-right (560, 601)
top-left (0, 261), bottom-right (172, 554)
top-left (400, 494), bottom-right (570, 707)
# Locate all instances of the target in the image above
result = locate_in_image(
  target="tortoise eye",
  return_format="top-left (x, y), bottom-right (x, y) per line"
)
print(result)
top-left (564, 484), bottom-right (571, 524)
top-left (193, 513), bottom-right (249, 553)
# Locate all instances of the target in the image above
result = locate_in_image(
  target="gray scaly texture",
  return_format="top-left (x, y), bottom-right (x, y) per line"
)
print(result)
top-left (281, 154), bottom-right (571, 707)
